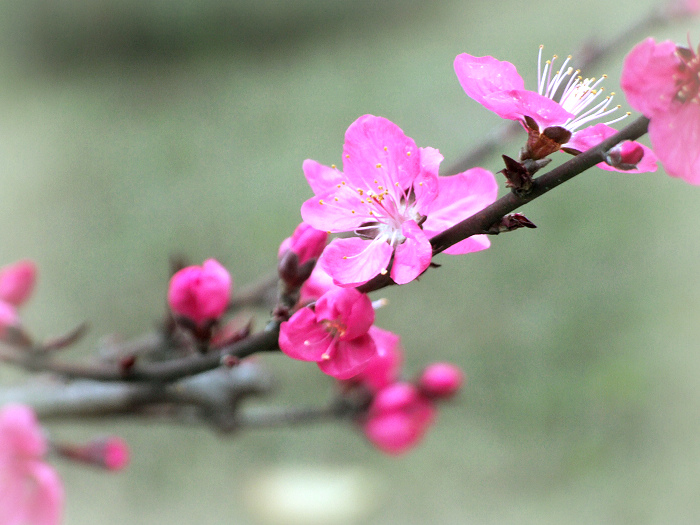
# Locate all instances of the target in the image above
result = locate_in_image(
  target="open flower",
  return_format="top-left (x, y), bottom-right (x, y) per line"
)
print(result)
top-left (0, 404), bottom-right (63, 525)
top-left (455, 48), bottom-right (656, 172)
top-left (621, 37), bottom-right (700, 183)
top-left (278, 288), bottom-right (377, 379)
top-left (301, 115), bottom-right (497, 287)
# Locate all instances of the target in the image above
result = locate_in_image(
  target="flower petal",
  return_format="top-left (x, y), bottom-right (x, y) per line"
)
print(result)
top-left (318, 333), bottom-right (377, 380)
top-left (300, 187), bottom-right (369, 233)
top-left (278, 307), bottom-right (333, 362)
top-left (390, 221), bottom-right (432, 285)
top-left (342, 115), bottom-right (421, 191)
top-left (454, 53), bottom-right (525, 108)
top-left (483, 89), bottom-right (574, 128)
top-left (303, 159), bottom-right (344, 195)
top-left (620, 38), bottom-right (680, 118)
top-left (319, 237), bottom-right (393, 288)
top-left (648, 104), bottom-right (700, 184)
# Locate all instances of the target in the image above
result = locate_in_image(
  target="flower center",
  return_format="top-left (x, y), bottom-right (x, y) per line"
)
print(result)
top-left (675, 43), bottom-right (700, 104)
top-left (537, 46), bottom-right (629, 131)
top-left (321, 318), bottom-right (347, 338)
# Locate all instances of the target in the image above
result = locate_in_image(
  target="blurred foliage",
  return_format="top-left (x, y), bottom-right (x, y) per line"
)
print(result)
top-left (1, 1), bottom-right (700, 524)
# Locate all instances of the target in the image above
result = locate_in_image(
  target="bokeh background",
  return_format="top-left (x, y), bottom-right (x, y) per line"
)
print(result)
top-left (1, 0), bottom-right (700, 523)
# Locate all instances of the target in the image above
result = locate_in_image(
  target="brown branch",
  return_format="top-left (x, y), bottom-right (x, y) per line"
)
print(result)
top-left (1, 324), bottom-right (281, 383)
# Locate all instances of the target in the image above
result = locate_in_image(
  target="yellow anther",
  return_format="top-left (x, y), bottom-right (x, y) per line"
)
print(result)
top-left (343, 256), bottom-right (348, 259)
top-left (351, 210), bottom-right (356, 214)
top-left (376, 163), bottom-right (382, 168)
top-left (331, 164), bottom-right (337, 169)
top-left (319, 199), bottom-right (324, 205)
top-left (321, 353), bottom-right (330, 360)
top-left (334, 197), bottom-right (339, 201)
top-left (384, 146), bottom-right (388, 151)
top-left (406, 151), bottom-right (411, 156)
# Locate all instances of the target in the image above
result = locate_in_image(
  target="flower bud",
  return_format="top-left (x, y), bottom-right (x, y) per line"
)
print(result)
top-left (55, 437), bottom-right (130, 471)
top-left (605, 140), bottom-right (645, 171)
top-left (417, 362), bottom-right (464, 400)
top-left (278, 222), bottom-right (328, 267)
top-left (0, 260), bottom-right (37, 307)
top-left (168, 259), bottom-right (231, 326)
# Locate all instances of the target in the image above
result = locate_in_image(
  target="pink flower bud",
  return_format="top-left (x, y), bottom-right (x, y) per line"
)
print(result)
top-left (55, 437), bottom-right (130, 471)
top-left (418, 362), bottom-right (464, 399)
top-left (605, 141), bottom-right (645, 171)
top-left (278, 222), bottom-right (328, 266)
top-left (168, 259), bottom-right (231, 326)
top-left (0, 260), bottom-right (37, 307)
top-left (362, 383), bottom-right (435, 455)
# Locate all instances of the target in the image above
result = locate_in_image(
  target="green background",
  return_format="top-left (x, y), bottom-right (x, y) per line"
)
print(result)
top-left (2, 1), bottom-right (700, 523)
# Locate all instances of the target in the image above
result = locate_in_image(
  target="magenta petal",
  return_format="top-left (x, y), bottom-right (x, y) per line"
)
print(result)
top-left (301, 188), bottom-right (368, 233)
top-left (454, 53), bottom-right (525, 107)
top-left (567, 123), bottom-right (658, 173)
top-left (620, 38), bottom-right (680, 117)
top-left (314, 288), bottom-right (374, 340)
top-left (318, 333), bottom-right (377, 380)
top-left (278, 307), bottom-right (332, 362)
top-left (422, 167), bottom-right (498, 254)
top-left (649, 105), bottom-right (700, 184)
top-left (391, 221), bottom-right (432, 285)
top-left (484, 89), bottom-right (574, 128)
top-left (354, 326), bottom-right (403, 392)
top-left (342, 115), bottom-right (421, 190)
top-left (319, 237), bottom-right (393, 288)
top-left (303, 159), bottom-right (344, 195)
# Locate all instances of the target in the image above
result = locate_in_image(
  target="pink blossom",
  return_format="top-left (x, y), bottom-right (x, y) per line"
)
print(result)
top-left (362, 383), bottom-right (435, 455)
top-left (621, 37), bottom-right (700, 183)
top-left (455, 49), bottom-right (656, 171)
top-left (418, 362), bottom-right (464, 400)
top-left (168, 259), bottom-right (232, 326)
top-left (348, 326), bottom-right (403, 392)
top-left (278, 288), bottom-right (377, 379)
top-left (301, 115), bottom-right (497, 287)
top-left (0, 404), bottom-right (63, 525)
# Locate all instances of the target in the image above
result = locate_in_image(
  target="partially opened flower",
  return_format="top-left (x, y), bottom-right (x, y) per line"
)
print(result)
top-left (455, 48), bottom-right (656, 172)
top-left (362, 382), bottom-right (436, 455)
top-left (301, 114), bottom-right (497, 287)
top-left (168, 259), bottom-right (232, 327)
top-left (621, 37), bottom-right (700, 183)
top-left (278, 288), bottom-right (377, 379)
top-left (0, 404), bottom-right (63, 525)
